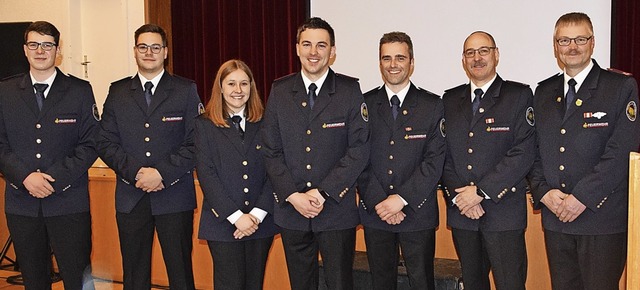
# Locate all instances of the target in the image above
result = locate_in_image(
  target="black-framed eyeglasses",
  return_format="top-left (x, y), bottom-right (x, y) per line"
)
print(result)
top-left (135, 43), bottom-right (165, 54)
top-left (25, 41), bottom-right (57, 51)
top-left (463, 46), bottom-right (496, 58)
top-left (556, 36), bottom-right (593, 46)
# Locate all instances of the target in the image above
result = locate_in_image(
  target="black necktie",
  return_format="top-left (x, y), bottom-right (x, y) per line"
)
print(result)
top-left (144, 81), bottom-right (154, 106)
top-left (34, 83), bottom-right (48, 111)
top-left (472, 88), bottom-right (484, 116)
top-left (231, 115), bottom-right (244, 139)
top-left (390, 95), bottom-right (400, 120)
top-left (565, 78), bottom-right (577, 115)
top-left (308, 83), bottom-right (317, 109)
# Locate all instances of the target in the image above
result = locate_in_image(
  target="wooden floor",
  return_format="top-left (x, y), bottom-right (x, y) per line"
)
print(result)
top-left (0, 270), bottom-right (169, 290)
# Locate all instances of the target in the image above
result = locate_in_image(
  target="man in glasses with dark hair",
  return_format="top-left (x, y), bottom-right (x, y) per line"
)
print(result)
top-left (530, 12), bottom-right (640, 290)
top-left (98, 23), bottom-right (202, 290)
top-left (0, 20), bottom-right (99, 289)
top-left (441, 31), bottom-right (535, 290)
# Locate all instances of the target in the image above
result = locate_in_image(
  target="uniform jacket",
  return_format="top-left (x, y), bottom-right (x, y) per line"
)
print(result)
top-left (98, 73), bottom-right (201, 215)
top-left (261, 69), bottom-right (370, 232)
top-left (442, 75), bottom-right (535, 231)
top-left (358, 83), bottom-right (445, 232)
top-left (195, 116), bottom-right (278, 242)
top-left (0, 68), bottom-right (98, 217)
top-left (529, 60), bottom-right (640, 235)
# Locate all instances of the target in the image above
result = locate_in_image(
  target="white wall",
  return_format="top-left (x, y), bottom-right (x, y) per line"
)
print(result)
top-left (311, 1), bottom-right (611, 95)
top-left (0, 0), bottom-right (145, 111)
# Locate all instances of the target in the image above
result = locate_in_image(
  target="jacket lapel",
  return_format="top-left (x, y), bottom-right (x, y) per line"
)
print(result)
top-left (395, 83), bottom-right (419, 128)
top-left (147, 73), bottom-right (173, 115)
top-left (470, 76), bottom-right (502, 127)
top-left (221, 118), bottom-right (245, 155)
top-left (130, 75), bottom-right (149, 114)
top-left (374, 88), bottom-right (395, 130)
top-left (40, 69), bottom-right (68, 117)
top-left (309, 69), bottom-right (335, 121)
top-left (565, 61), bottom-right (600, 121)
top-left (18, 74), bottom-right (40, 117)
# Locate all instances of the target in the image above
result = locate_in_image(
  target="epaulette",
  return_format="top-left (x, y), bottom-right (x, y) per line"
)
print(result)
top-left (363, 86), bottom-right (382, 95)
top-left (444, 83), bottom-right (466, 94)
top-left (173, 74), bottom-right (196, 84)
top-left (607, 68), bottom-right (633, 76)
top-left (273, 72), bottom-right (297, 83)
top-left (111, 75), bottom-right (133, 85)
top-left (417, 86), bottom-right (439, 96)
top-left (1, 73), bottom-right (25, 82)
top-left (538, 73), bottom-right (562, 85)
top-left (336, 73), bottom-right (359, 82)
top-left (67, 73), bottom-right (90, 84)
top-left (504, 80), bottom-right (530, 88)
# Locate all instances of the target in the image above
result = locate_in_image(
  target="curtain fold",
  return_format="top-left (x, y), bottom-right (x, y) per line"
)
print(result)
top-left (171, 0), bottom-right (307, 104)
top-left (612, 0), bottom-right (640, 85)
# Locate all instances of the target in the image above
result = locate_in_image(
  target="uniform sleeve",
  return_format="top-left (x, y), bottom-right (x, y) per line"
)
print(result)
top-left (45, 82), bottom-right (99, 192)
top-left (317, 83), bottom-right (370, 203)
top-left (398, 100), bottom-right (446, 211)
top-left (477, 86), bottom-right (536, 202)
top-left (0, 85), bottom-right (32, 187)
top-left (572, 77), bottom-right (640, 210)
top-left (154, 83), bottom-right (200, 186)
top-left (195, 119), bottom-right (240, 220)
top-left (97, 86), bottom-right (145, 182)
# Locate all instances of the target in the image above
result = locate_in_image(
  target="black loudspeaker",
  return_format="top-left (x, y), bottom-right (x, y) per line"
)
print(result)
top-left (319, 251), bottom-right (463, 290)
top-left (0, 22), bottom-right (31, 80)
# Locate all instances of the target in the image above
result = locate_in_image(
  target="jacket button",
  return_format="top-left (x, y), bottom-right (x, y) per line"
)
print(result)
top-left (559, 165), bottom-right (565, 171)
top-left (243, 174), bottom-right (248, 180)
top-left (244, 201), bottom-right (249, 206)
top-left (243, 188), bottom-right (249, 193)
top-left (467, 165), bottom-right (473, 170)
top-left (145, 123), bottom-right (150, 128)
top-left (145, 152), bottom-right (151, 157)
top-left (36, 123), bottom-right (41, 129)
top-left (559, 146), bottom-right (565, 153)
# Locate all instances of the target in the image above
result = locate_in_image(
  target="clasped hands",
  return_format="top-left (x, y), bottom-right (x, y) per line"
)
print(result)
top-left (288, 188), bottom-right (326, 219)
top-left (541, 189), bottom-right (586, 222)
top-left (135, 167), bottom-right (164, 192)
top-left (234, 214), bottom-right (260, 240)
top-left (23, 172), bottom-right (55, 198)
top-left (454, 185), bottom-right (485, 220)
top-left (375, 194), bottom-right (406, 225)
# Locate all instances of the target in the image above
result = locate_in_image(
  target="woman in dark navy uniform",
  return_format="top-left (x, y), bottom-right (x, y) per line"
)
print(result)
top-left (195, 59), bottom-right (277, 290)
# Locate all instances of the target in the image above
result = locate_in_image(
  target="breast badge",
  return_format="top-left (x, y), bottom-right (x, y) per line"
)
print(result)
top-left (627, 101), bottom-right (637, 121)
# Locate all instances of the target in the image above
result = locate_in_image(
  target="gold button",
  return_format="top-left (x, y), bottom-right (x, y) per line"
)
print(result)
top-left (469, 132), bottom-right (474, 137)
top-left (511, 187), bottom-right (516, 192)
top-left (243, 174), bottom-right (248, 180)
top-left (244, 201), bottom-right (249, 206)
top-left (559, 147), bottom-right (565, 153)
top-left (388, 155), bottom-right (393, 160)
top-left (470, 182), bottom-right (475, 186)
top-left (559, 165), bottom-right (565, 171)
top-left (467, 165), bottom-right (473, 170)
top-left (145, 152), bottom-right (151, 157)
top-left (36, 139), bottom-right (42, 144)
top-left (305, 147), bottom-right (311, 152)
top-left (560, 128), bottom-right (566, 134)
top-left (243, 188), bottom-right (249, 193)
top-left (306, 129), bottom-right (312, 135)
top-left (36, 123), bottom-right (41, 129)
top-left (402, 110), bottom-right (408, 115)
top-left (561, 183), bottom-right (566, 188)
top-left (306, 164), bottom-right (312, 170)
top-left (145, 123), bottom-right (150, 128)
top-left (389, 185), bottom-right (394, 190)
top-left (478, 108), bottom-right (485, 113)
top-left (468, 148), bottom-right (473, 154)
top-left (306, 181), bottom-right (312, 187)
top-left (390, 140), bottom-right (395, 145)
top-left (35, 153), bottom-right (41, 158)
top-left (388, 170), bottom-right (393, 175)
top-left (145, 137), bottom-right (150, 142)
top-left (242, 160), bottom-right (248, 166)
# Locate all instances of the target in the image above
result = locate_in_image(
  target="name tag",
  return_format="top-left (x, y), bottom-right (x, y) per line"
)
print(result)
top-left (322, 122), bottom-right (345, 129)
top-left (583, 122), bottom-right (608, 128)
top-left (486, 126), bottom-right (510, 132)
top-left (162, 116), bottom-right (183, 122)
top-left (55, 118), bottom-right (76, 124)
top-left (404, 134), bottom-right (427, 140)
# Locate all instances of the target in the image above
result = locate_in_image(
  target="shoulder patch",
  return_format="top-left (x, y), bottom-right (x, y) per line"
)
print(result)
top-left (273, 72), bottom-right (297, 83)
top-left (364, 86), bottom-right (382, 96)
top-left (444, 83), bottom-right (466, 94)
top-left (526, 107), bottom-right (535, 126)
top-left (627, 101), bottom-right (637, 122)
top-left (607, 68), bottom-right (633, 76)
top-left (198, 102), bottom-right (205, 115)
top-left (439, 118), bottom-right (446, 137)
top-left (336, 73), bottom-right (359, 82)
top-left (111, 76), bottom-right (133, 85)
top-left (505, 80), bottom-right (530, 88)
top-left (360, 102), bottom-right (369, 122)
top-left (538, 73), bottom-right (562, 85)
top-left (92, 104), bottom-right (100, 121)
top-left (1, 73), bottom-right (25, 82)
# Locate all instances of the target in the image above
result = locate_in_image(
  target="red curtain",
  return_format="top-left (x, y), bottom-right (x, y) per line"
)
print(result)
top-left (171, 0), bottom-right (308, 104)
top-left (612, 0), bottom-right (640, 84)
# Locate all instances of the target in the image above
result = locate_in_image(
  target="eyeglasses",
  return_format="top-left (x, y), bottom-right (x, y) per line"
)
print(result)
top-left (463, 46), bottom-right (496, 58)
top-left (135, 43), bottom-right (165, 54)
top-left (25, 42), bottom-right (57, 51)
top-left (556, 36), bottom-right (592, 46)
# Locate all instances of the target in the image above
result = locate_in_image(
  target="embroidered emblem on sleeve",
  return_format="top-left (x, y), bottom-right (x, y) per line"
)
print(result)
top-left (361, 103), bottom-right (369, 122)
top-left (439, 118), bottom-right (446, 137)
top-left (627, 101), bottom-right (637, 122)
top-left (526, 107), bottom-right (535, 126)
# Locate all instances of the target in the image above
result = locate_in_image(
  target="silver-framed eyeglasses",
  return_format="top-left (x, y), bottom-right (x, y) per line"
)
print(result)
top-left (556, 36), bottom-right (592, 46)
top-left (25, 42), bottom-right (57, 51)
top-left (463, 46), bottom-right (496, 58)
top-left (135, 43), bottom-right (165, 54)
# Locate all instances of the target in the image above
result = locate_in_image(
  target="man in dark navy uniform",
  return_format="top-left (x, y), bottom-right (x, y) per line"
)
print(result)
top-left (529, 12), bottom-right (640, 290)
top-left (261, 17), bottom-right (370, 290)
top-left (441, 31), bottom-right (535, 290)
top-left (98, 24), bottom-right (201, 290)
top-left (357, 31), bottom-right (444, 290)
top-left (0, 21), bottom-right (98, 290)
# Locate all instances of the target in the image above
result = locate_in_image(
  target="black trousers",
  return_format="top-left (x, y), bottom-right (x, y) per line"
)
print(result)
top-left (280, 227), bottom-right (356, 290)
top-left (364, 227), bottom-right (436, 290)
top-left (452, 228), bottom-right (527, 290)
top-left (208, 236), bottom-right (274, 290)
top-left (6, 211), bottom-right (94, 290)
top-left (544, 230), bottom-right (626, 290)
top-left (116, 194), bottom-right (195, 290)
